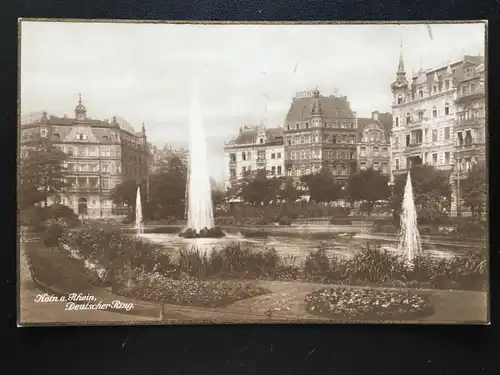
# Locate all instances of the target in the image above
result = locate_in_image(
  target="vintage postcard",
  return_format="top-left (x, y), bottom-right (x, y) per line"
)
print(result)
top-left (17, 20), bottom-right (488, 325)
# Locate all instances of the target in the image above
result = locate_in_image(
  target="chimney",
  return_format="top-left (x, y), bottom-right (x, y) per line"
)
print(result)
top-left (112, 116), bottom-right (117, 124)
top-left (372, 111), bottom-right (379, 121)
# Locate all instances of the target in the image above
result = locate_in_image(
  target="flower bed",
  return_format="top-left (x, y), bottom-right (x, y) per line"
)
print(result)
top-left (305, 287), bottom-right (434, 321)
top-left (118, 273), bottom-right (270, 308)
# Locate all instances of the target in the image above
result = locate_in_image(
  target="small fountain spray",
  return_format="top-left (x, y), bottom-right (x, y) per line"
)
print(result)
top-left (135, 186), bottom-right (144, 235)
top-left (398, 171), bottom-right (423, 263)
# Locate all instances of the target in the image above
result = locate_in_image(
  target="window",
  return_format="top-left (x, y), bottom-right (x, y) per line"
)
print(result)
top-left (116, 162), bottom-right (121, 173)
top-left (444, 103), bottom-right (450, 116)
top-left (373, 147), bottom-right (379, 156)
top-left (457, 132), bottom-right (464, 146)
top-left (360, 147), bottom-right (366, 157)
top-left (287, 125), bottom-right (290, 130)
top-left (287, 138), bottom-right (292, 146)
top-left (331, 135), bottom-right (337, 144)
top-left (465, 130), bottom-right (473, 146)
top-left (419, 90), bottom-right (423, 98)
top-left (433, 86), bottom-right (437, 94)
top-left (271, 153), bottom-right (276, 159)
top-left (102, 163), bottom-right (109, 173)
top-left (445, 152), bottom-right (450, 164)
top-left (432, 153), bottom-right (438, 165)
top-left (78, 147), bottom-right (85, 156)
top-left (277, 152), bottom-right (281, 159)
top-left (471, 83), bottom-right (476, 93)
top-left (395, 159), bottom-right (399, 170)
top-left (102, 179), bottom-right (110, 189)
top-left (432, 129), bottom-right (438, 142)
top-left (103, 136), bottom-right (109, 141)
top-left (406, 135), bottom-right (410, 146)
top-left (229, 153), bottom-right (236, 162)
top-left (230, 169), bottom-right (236, 177)
top-left (305, 122), bottom-right (309, 129)
top-left (395, 117), bottom-right (399, 127)
top-left (432, 107), bottom-right (437, 118)
top-left (418, 111), bottom-right (423, 120)
top-left (277, 166), bottom-right (282, 175)
top-left (296, 123), bottom-right (299, 130)
top-left (271, 166), bottom-right (276, 175)
top-left (67, 147), bottom-right (74, 156)
top-left (259, 138), bottom-right (264, 144)
top-left (40, 129), bottom-right (48, 138)
top-left (445, 80), bottom-right (450, 90)
top-left (101, 147), bottom-right (110, 157)
top-left (242, 167), bottom-right (247, 175)
top-left (242, 152), bottom-right (246, 161)
top-left (444, 127), bottom-right (450, 140)
top-left (397, 95), bottom-right (403, 104)
top-left (406, 113), bottom-right (411, 125)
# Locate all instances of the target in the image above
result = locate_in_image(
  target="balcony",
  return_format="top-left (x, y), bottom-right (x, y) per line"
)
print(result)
top-left (455, 90), bottom-right (485, 103)
top-left (67, 185), bottom-right (101, 192)
top-left (456, 116), bottom-right (486, 128)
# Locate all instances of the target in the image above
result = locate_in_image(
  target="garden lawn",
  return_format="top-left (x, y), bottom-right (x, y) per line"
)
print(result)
top-left (24, 240), bottom-right (95, 293)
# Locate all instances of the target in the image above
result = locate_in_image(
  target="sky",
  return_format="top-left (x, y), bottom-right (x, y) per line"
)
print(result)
top-left (20, 21), bottom-right (486, 182)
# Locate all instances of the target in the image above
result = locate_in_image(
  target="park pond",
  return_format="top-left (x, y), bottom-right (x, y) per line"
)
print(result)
top-left (138, 227), bottom-right (479, 262)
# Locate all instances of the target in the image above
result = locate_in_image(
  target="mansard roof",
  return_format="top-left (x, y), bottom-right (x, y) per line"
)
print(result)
top-left (226, 126), bottom-right (283, 146)
top-left (286, 95), bottom-right (355, 122)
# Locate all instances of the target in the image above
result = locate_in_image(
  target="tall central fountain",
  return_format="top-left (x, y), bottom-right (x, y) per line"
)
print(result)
top-left (180, 78), bottom-right (224, 238)
top-left (398, 171), bottom-right (423, 262)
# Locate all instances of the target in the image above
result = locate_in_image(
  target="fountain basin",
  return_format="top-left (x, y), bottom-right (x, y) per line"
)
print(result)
top-left (179, 226), bottom-right (225, 239)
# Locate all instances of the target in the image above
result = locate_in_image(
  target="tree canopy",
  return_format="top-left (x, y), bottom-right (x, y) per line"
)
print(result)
top-left (347, 168), bottom-right (389, 215)
top-left (300, 167), bottom-right (341, 203)
top-left (19, 136), bottom-right (69, 208)
top-left (391, 165), bottom-right (451, 225)
top-left (461, 162), bottom-right (487, 218)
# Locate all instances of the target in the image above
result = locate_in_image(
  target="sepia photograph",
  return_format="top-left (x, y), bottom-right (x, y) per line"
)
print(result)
top-left (17, 20), bottom-right (488, 325)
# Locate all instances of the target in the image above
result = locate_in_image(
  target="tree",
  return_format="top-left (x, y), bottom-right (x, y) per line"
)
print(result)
top-left (279, 177), bottom-right (301, 203)
top-left (19, 136), bottom-right (69, 208)
top-left (347, 168), bottom-right (389, 215)
top-left (240, 169), bottom-right (272, 206)
top-left (149, 154), bottom-right (188, 219)
top-left (461, 162), bottom-right (487, 218)
top-left (110, 178), bottom-right (146, 213)
top-left (300, 167), bottom-right (341, 203)
top-left (391, 164), bottom-right (451, 225)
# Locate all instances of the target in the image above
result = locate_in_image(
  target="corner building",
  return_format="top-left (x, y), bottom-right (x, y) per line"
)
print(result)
top-left (283, 89), bottom-right (357, 184)
top-left (20, 95), bottom-right (149, 217)
top-left (390, 48), bottom-right (484, 175)
top-left (223, 124), bottom-right (284, 189)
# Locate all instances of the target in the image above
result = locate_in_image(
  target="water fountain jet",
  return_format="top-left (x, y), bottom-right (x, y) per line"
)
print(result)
top-left (135, 186), bottom-right (144, 235)
top-left (398, 171), bottom-right (423, 262)
top-left (179, 78), bottom-right (224, 239)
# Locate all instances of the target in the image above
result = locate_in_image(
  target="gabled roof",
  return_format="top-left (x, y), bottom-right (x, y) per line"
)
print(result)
top-left (227, 127), bottom-right (283, 146)
top-left (285, 95), bottom-right (355, 122)
top-left (356, 112), bottom-right (392, 141)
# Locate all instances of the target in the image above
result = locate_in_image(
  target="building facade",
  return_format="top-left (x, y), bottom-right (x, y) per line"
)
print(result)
top-left (149, 143), bottom-right (189, 172)
top-left (454, 58), bottom-right (486, 170)
top-left (390, 50), bottom-right (478, 176)
top-left (453, 57), bottom-right (486, 211)
top-left (20, 95), bottom-right (149, 217)
top-left (283, 89), bottom-right (357, 184)
top-left (223, 124), bottom-right (284, 189)
top-left (356, 111), bottom-right (392, 174)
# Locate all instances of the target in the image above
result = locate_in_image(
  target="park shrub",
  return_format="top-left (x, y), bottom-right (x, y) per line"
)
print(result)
top-left (20, 206), bottom-right (47, 227)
